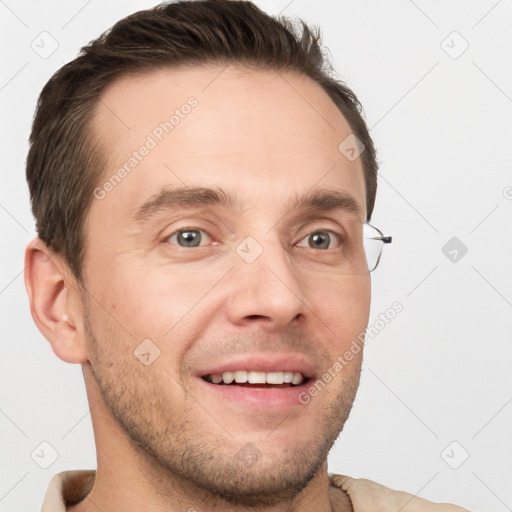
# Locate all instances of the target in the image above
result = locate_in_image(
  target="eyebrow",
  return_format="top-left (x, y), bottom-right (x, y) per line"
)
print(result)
top-left (131, 185), bottom-right (363, 224)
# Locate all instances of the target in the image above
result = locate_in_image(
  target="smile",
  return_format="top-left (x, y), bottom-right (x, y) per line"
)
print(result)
top-left (202, 370), bottom-right (306, 386)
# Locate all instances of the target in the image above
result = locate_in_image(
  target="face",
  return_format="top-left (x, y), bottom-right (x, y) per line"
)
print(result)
top-left (82, 64), bottom-right (370, 506)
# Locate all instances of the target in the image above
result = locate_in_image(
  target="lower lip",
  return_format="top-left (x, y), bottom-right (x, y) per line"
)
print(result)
top-left (195, 377), bottom-right (312, 409)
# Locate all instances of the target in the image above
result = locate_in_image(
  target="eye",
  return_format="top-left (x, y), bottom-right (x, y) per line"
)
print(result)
top-left (296, 230), bottom-right (342, 250)
top-left (165, 228), bottom-right (213, 248)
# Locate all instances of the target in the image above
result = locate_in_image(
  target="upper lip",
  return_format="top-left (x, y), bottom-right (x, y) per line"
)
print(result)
top-left (195, 353), bottom-right (315, 379)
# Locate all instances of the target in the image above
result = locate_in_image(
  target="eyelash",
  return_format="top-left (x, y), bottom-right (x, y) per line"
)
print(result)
top-left (163, 226), bottom-right (344, 251)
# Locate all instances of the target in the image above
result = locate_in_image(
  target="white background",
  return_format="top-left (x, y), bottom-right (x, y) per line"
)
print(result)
top-left (1, 1), bottom-right (511, 511)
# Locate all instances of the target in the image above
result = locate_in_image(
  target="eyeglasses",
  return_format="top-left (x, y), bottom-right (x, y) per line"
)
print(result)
top-left (291, 220), bottom-right (391, 276)
top-left (363, 222), bottom-right (392, 272)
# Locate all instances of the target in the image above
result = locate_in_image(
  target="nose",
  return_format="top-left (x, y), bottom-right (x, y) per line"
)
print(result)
top-left (225, 235), bottom-right (306, 330)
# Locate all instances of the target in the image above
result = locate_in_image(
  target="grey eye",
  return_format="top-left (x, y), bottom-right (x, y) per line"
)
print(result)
top-left (167, 229), bottom-right (210, 248)
top-left (296, 230), bottom-right (341, 250)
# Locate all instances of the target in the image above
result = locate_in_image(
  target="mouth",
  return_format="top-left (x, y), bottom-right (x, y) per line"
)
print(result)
top-left (194, 354), bottom-right (316, 408)
top-left (201, 370), bottom-right (310, 388)
top-left (195, 361), bottom-right (315, 409)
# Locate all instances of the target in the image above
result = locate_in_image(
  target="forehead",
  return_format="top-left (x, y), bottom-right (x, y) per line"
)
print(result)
top-left (88, 64), bottom-right (366, 226)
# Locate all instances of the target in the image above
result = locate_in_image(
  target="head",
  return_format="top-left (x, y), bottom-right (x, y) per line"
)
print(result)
top-left (25, 0), bottom-right (378, 507)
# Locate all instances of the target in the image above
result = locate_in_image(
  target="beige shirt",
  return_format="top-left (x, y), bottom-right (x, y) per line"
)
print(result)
top-left (41, 470), bottom-right (469, 511)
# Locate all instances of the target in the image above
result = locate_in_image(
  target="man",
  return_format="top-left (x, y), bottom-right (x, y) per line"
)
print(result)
top-left (24, 1), bottom-right (468, 510)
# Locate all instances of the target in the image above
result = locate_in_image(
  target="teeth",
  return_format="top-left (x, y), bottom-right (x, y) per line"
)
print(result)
top-left (266, 371), bottom-right (284, 384)
top-left (291, 373), bottom-right (304, 385)
top-left (222, 371), bottom-right (234, 384)
top-left (211, 374), bottom-right (223, 384)
top-left (234, 370), bottom-right (248, 383)
top-left (206, 371), bottom-right (306, 385)
top-left (248, 371), bottom-right (266, 384)
top-left (283, 371), bottom-right (294, 383)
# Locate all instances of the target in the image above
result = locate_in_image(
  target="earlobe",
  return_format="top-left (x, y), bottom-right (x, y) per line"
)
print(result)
top-left (24, 238), bottom-right (88, 364)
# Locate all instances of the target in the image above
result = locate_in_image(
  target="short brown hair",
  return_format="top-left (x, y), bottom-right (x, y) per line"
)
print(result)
top-left (26, 0), bottom-right (378, 283)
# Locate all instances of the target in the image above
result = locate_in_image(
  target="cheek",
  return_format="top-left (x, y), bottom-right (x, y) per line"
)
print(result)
top-left (309, 274), bottom-right (371, 346)
top-left (313, 277), bottom-right (369, 392)
top-left (90, 264), bottom-right (226, 368)
top-left (97, 265), bottom-right (203, 331)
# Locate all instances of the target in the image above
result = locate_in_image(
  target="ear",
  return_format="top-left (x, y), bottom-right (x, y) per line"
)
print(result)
top-left (24, 238), bottom-right (88, 364)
